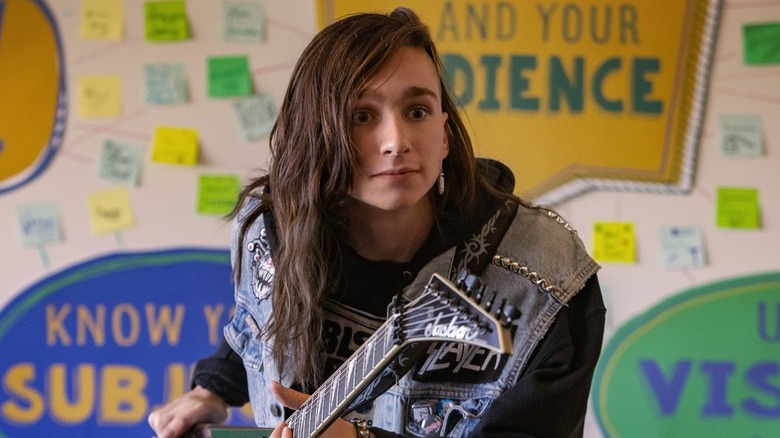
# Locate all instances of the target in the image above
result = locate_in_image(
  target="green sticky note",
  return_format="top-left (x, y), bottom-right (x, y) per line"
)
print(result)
top-left (743, 22), bottom-right (780, 65)
top-left (198, 174), bottom-right (241, 215)
top-left (716, 187), bottom-right (760, 229)
top-left (208, 56), bottom-right (252, 98)
top-left (145, 0), bottom-right (189, 41)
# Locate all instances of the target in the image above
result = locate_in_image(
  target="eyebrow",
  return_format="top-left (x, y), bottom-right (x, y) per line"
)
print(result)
top-left (357, 85), bottom-right (439, 102)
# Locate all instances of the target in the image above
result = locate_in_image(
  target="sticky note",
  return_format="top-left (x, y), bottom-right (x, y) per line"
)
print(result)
top-left (716, 187), bottom-right (760, 229)
top-left (198, 174), bottom-right (241, 216)
top-left (208, 56), bottom-right (253, 98)
top-left (97, 140), bottom-right (144, 185)
top-left (78, 75), bottom-right (122, 118)
top-left (223, 0), bottom-right (266, 43)
top-left (151, 127), bottom-right (199, 165)
top-left (233, 93), bottom-right (277, 141)
top-left (145, 0), bottom-right (189, 41)
top-left (743, 22), bottom-right (780, 65)
top-left (17, 202), bottom-right (63, 246)
top-left (145, 63), bottom-right (188, 105)
top-left (659, 225), bottom-right (706, 269)
top-left (80, 0), bottom-right (125, 40)
top-left (719, 114), bottom-right (763, 157)
top-left (87, 188), bottom-right (135, 235)
top-left (593, 222), bottom-right (635, 263)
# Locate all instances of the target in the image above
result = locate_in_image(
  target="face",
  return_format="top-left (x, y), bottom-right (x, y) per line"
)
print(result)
top-left (348, 47), bottom-right (449, 215)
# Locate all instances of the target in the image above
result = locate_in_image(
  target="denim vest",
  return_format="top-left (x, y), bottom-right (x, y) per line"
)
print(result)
top-left (223, 199), bottom-right (599, 436)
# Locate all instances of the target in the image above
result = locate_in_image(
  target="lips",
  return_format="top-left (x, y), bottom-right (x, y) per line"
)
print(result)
top-left (373, 167), bottom-right (416, 177)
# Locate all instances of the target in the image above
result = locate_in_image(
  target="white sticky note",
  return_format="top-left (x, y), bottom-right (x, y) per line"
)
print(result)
top-left (17, 202), bottom-right (63, 246)
top-left (719, 114), bottom-right (763, 157)
top-left (223, 0), bottom-right (266, 43)
top-left (659, 225), bottom-right (706, 269)
top-left (97, 139), bottom-right (144, 186)
top-left (233, 93), bottom-right (277, 141)
top-left (145, 63), bottom-right (188, 105)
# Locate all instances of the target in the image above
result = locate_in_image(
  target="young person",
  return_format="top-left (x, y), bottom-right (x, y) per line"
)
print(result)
top-left (149, 7), bottom-right (605, 438)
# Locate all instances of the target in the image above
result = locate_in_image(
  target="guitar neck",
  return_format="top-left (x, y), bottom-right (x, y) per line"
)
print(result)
top-left (286, 319), bottom-right (402, 438)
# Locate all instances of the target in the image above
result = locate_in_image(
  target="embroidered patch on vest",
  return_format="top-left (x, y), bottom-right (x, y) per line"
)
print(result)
top-left (411, 339), bottom-right (510, 384)
top-left (248, 230), bottom-right (273, 301)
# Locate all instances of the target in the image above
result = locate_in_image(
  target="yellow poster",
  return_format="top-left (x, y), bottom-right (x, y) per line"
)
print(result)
top-left (318, 1), bottom-right (722, 205)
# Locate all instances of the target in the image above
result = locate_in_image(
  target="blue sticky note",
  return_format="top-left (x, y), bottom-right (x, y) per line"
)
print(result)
top-left (17, 201), bottom-right (63, 246)
top-left (659, 225), bottom-right (706, 269)
top-left (97, 139), bottom-right (144, 185)
top-left (145, 63), bottom-right (188, 105)
top-left (233, 93), bottom-right (277, 141)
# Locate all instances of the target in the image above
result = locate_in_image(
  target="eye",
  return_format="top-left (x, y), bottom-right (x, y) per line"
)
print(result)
top-left (408, 107), bottom-right (429, 120)
top-left (352, 110), bottom-right (373, 124)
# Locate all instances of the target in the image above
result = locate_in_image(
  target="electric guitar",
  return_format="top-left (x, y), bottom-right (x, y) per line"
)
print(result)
top-left (205, 271), bottom-right (517, 438)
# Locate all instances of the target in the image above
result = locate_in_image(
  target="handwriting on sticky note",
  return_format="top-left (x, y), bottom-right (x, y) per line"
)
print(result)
top-left (87, 188), bottom-right (134, 235)
top-left (743, 22), bottom-right (780, 65)
top-left (208, 56), bottom-right (252, 98)
top-left (716, 187), bottom-right (760, 229)
top-left (97, 140), bottom-right (144, 185)
top-left (145, 63), bottom-right (188, 105)
top-left (233, 93), bottom-right (277, 141)
top-left (223, 0), bottom-right (265, 43)
top-left (198, 174), bottom-right (241, 216)
top-left (659, 225), bottom-right (706, 269)
top-left (144, 0), bottom-right (189, 41)
top-left (593, 222), bottom-right (635, 263)
top-left (719, 114), bottom-right (763, 157)
top-left (17, 202), bottom-right (63, 246)
top-left (151, 127), bottom-right (198, 165)
top-left (78, 75), bottom-right (122, 118)
top-left (81, 0), bottom-right (124, 40)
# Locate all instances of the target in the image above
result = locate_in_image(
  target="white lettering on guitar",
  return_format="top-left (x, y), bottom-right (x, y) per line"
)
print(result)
top-left (424, 313), bottom-right (479, 341)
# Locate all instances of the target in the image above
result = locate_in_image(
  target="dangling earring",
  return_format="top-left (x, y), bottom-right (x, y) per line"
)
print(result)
top-left (437, 170), bottom-right (445, 195)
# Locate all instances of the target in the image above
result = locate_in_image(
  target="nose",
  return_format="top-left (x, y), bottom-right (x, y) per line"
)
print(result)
top-left (379, 115), bottom-right (411, 156)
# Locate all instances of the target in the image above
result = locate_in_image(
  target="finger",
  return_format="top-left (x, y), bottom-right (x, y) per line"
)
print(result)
top-left (268, 381), bottom-right (309, 410)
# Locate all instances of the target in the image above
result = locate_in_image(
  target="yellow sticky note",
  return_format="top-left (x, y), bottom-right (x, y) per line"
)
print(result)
top-left (78, 75), bottom-right (122, 118)
top-left (80, 0), bottom-right (125, 40)
top-left (151, 126), bottom-right (199, 165)
top-left (593, 222), bottom-right (636, 263)
top-left (87, 188), bottom-right (134, 235)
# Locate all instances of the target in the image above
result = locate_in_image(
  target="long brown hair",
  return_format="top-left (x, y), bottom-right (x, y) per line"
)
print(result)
top-left (232, 7), bottom-right (494, 388)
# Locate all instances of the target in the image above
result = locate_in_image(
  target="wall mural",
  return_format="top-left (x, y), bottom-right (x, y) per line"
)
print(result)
top-left (0, 249), bottom-right (254, 436)
top-left (318, 0), bottom-right (722, 205)
top-left (592, 271), bottom-right (780, 437)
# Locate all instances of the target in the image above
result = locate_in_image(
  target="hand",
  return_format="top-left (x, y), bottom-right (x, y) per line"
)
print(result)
top-left (148, 385), bottom-right (229, 438)
top-left (268, 381), bottom-right (358, 438)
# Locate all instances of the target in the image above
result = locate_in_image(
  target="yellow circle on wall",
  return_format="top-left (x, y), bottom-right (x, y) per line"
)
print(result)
top-left (0, 0), bottom-right (65, 194)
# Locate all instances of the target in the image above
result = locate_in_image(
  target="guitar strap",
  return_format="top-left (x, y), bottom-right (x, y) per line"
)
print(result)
top-left (447, 197), bottom-right (519, 281)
